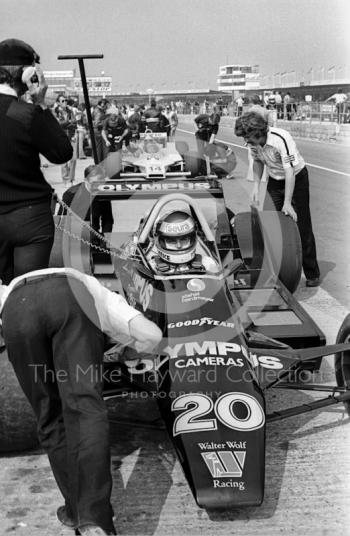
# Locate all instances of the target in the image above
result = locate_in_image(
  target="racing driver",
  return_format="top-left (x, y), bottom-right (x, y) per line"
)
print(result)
top-left (149, 210), bottom-right (219, 274)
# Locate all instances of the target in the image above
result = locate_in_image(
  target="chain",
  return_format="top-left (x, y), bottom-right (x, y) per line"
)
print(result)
top-left (54, 196), bottom-right (121, 258)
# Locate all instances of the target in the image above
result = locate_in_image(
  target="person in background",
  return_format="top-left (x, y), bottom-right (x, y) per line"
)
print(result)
top-left (0, 38), bottom-right (72, 285)
top-left (143, 99), bottom-right (163, 132)
top-left (194, 109), bottom-right (220, 172)
top-left (326, 88), bottom-right (348, 124)
top-left (290, 94), bottom-right (298, 119)
top-left (235, 95), bottom-right (244, 116)
top-left (283, 92), bottom-right (291, 120)
top-left (267, 91), bottom-right (276, 109)
top-left (126, 104), bottom-right (143, 143)
top-left (92, 98), bottom-right (109, 163)
top-left (164, 103), bottom-right (178, 140)
top-left (58, 164), bottom-right (114, 240)
top-left (0, 267), bottom-right (162, 536)
top-left (101, 105), bottom-right (128, 181)
top-left (54, 94), bottom-right (77, 183)
top-left (275, 91), bottom-right (283, 119)
top-left (76, 102), bottom-right (88, 159)
top-left (102, 105), bottom-right (128, 152)
top-left (234, 112), bottom-right (320, 287)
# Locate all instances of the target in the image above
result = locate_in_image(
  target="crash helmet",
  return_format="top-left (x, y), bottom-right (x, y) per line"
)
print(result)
top-left (155, 211), bottom-right (197, 264)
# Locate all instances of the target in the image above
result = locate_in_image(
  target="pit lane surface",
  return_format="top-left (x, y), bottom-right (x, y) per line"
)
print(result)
top-left (0, 145), bottom-right (350, 536)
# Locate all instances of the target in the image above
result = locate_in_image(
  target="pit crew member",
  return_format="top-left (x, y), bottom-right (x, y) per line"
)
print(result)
top-left (143, 99), bottom-right (169, 133)
top-left (194, 111), bottom-right (220, 173)
top-left (0, 267), bottom-right (162, 536)
top-left (102, 105), bottom-right (128, 152)
top-left (234, 111), bottom-right (320, 287)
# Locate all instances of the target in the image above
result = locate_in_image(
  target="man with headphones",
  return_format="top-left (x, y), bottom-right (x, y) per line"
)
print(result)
top-left (0, 38), bottom-right (73, 285)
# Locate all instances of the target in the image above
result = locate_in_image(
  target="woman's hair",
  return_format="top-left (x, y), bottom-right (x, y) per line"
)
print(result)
top-left (234, 112), bottom-right (268, 138)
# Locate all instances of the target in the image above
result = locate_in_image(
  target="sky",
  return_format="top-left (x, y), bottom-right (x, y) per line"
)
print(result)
top-left (1, 0), bottom-right (350, 92)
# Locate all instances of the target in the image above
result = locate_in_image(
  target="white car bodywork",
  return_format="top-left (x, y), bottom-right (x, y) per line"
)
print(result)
top-left (121, 132), bottom-right (187, 179)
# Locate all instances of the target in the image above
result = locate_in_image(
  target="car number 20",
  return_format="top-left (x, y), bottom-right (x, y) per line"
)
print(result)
top-left (172, 392), bottom-right (265, 436)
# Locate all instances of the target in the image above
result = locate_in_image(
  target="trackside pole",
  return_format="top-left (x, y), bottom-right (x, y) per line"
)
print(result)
top-left (58, 54), bottom-right (103, 165)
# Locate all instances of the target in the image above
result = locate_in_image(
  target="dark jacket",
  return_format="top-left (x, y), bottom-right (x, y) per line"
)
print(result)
top-left (194, 113), bottom-right (220, 142)
top-left (0, 94), bottom-right (72, 209)
top-left (58, 182), bottom-right (114, 234)
top-left (143, 106), bottom-right (170, 133)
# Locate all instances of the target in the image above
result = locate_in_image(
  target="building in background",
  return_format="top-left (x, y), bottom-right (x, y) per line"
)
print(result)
top-left (44, 70), bottom-right (112, 101)
top-left (73, 76), bottom-right (112, 97)
top-left (217, 65), bottom-right (260, 96)
top-left (44, 70), bottom-right (75, 98)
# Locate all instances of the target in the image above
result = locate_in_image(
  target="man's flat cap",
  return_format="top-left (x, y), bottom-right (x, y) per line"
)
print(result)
top-left (0, 38), bottom-right (40, 65)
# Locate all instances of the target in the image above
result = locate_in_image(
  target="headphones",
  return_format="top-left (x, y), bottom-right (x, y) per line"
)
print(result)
top-left (21, 65), bottom-right (36, 85)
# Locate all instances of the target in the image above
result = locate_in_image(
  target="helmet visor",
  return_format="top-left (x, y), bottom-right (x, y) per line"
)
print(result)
top-left (163, 236), bottom-right (192, 251)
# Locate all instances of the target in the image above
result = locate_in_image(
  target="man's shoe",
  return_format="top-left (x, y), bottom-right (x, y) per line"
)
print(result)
top-left (57, 505), bottom-right (76, 528)
top-left (306, 277), bottom-right (320, 287)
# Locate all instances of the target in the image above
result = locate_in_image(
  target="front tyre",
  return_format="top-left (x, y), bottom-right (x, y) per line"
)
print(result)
top-left (335, 314), bottom-right (350, 416)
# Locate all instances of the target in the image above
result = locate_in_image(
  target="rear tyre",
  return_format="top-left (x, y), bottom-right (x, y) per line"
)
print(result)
top-left (234, 210), bottom-right (302, 293)
top-left (335, 314), bottom-right (350, 416)
top-left (259, 211), bottom-right (302, 293)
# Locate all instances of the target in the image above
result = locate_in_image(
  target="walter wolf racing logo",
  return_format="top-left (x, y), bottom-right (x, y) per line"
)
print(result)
top-left (201, 450), bottom-right (246, 478)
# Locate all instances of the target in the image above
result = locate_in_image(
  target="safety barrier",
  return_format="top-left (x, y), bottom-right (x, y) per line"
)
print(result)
top-left (178, 114), bottom-right (350, 145)
top-left (178, 101), bottom-right (350, 125)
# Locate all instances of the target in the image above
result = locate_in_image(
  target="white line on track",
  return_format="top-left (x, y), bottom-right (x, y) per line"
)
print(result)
top-left (178, 128), bottom-right (350, 177)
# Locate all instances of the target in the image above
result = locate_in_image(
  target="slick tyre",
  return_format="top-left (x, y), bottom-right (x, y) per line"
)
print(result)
top-left (234, 210), bottom-right (302, 293)
top-left (335, 314), bottom-right (350, 416)
top-left (0, 355), bottom-right (38, 452)
top-left (259, 211), bottom-right (302, 293)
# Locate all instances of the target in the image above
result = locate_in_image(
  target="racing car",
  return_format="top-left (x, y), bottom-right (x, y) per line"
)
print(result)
top-left (1, 55), bottom-right (350, 512)
top-left (121, 130), bottom-right (189, 179)
top-left (3, 171), bottom-right (349, 510)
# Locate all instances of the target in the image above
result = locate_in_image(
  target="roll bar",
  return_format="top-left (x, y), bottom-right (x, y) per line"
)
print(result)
top-left (138, 193), bottom-right (215, 244)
